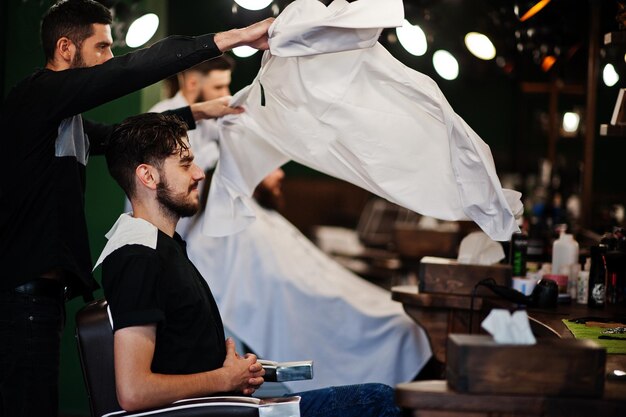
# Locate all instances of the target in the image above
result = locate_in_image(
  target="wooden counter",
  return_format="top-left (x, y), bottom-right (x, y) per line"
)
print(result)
top-left (392, 285), bottom-right (626, 416)
top-left (396, 379), bottom-right (626, 417)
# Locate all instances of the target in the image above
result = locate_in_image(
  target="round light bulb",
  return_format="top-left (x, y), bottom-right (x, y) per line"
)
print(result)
top-left (232, 45), bottom-right (258, 58)
top-left (234, 0), bottom-right (273, 11)
top-left (433, 50), bottom-right (459, 80)
top-left (464, 32), bottom-right (496, 60)
top-left (396, 19), bottom-right (427, 57)
top-left (126, 13), bottom-right (159, 48)
top-left (603, 63), bottom-right (619, 87)
top-left (562, 112), bottom-right (580, 133)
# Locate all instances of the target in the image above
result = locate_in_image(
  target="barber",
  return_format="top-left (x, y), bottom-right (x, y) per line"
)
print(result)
top-left (0, 1), bottom-right (272, 416)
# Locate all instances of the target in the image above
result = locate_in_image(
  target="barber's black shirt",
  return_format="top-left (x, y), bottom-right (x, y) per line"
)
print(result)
top-left (0, 34), bottom-right (220, 298)
top-left (102, 231), bottom-right (227, 375)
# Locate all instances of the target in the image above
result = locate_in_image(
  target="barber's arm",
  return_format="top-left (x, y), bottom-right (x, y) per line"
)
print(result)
top-left (39, 18), bottom-right (273, 123)
top-left (114, 327), bottom-right (264, 412)
top-left (85, 98), bottom-right (240, 155)
top-left (214, 18), bottom-right (274, 52)
top-left (189, 96), bottom-right (244, 121)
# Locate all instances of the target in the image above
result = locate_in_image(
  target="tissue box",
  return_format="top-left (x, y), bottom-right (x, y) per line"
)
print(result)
top-left (446, 334), bottom-right (606, 397)
top-left (419, 257), bottom-right (512, 296)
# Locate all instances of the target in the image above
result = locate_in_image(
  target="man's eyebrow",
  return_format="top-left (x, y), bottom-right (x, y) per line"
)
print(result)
top-left (179, 154), bottom-right (194, 164)
top-left (97, 41), bottom-right (112, 47)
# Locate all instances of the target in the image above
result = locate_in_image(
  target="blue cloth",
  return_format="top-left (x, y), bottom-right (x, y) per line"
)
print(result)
top-left (294, 383), bottom-right (401, 417)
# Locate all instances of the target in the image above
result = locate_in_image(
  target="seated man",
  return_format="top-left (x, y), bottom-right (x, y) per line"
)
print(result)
top-left (97, 112), bottom-right (401, 416)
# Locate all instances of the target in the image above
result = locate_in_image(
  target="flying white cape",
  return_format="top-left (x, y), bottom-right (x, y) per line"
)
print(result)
top-left (203, 0), bottom-right (522, 241)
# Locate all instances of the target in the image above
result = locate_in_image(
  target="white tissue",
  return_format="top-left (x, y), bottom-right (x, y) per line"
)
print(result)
top-left (481, 309), bottom-right (536, 345)
top-left (457, 231), bottom-right (505, 265)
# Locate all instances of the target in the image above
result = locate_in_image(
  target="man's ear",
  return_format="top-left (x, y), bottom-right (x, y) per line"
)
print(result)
top-left (56, 37), bottom-right (76, 64)
top-left (183, 72), bottom-right (202, 101)
top-left (135, 164), bottom-right (159, 191)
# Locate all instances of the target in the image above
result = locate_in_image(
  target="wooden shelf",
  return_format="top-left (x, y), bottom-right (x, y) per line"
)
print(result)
top-left (604, 31), bottom-right (626, 45)
top-left (599, 123), bottom-right (626, 137)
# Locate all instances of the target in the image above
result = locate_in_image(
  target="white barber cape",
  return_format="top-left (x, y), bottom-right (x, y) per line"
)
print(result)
top-left (203, 0), bottom-right (522, 241)
top-left (186, 199), bottom-right (431, 391)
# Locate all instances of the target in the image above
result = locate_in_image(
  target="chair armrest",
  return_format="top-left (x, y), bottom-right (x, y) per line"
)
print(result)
top-left (102, 396), bottom-right (301, 417)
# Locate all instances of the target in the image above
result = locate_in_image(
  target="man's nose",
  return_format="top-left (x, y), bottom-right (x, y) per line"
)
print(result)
top-left (193, 164), bottom-right (206, 181)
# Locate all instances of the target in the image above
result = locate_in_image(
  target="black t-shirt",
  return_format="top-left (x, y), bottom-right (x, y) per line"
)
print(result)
top-left (0, 34), bottom-right (220, 298)
top-left (102, 231), bottom-right (226, 375)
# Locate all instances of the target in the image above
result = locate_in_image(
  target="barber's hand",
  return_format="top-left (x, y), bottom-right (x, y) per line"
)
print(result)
top-left (221, 338), bottom-right (265, 395)
top-left (214, 18), bottom-right (275, 52)
top-left (190, 96), bottom-right (244, 121)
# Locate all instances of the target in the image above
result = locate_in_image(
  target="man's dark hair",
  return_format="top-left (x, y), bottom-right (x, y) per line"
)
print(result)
top-left (106, 113), bottom-right (189, 199)
top-left (164, 55), bottom-right (236, 97)
top-left (41, 0), bottom-right (112, 62)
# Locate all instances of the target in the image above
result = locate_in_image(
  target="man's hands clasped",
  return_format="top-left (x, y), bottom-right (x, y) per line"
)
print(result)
top-left (221, 338), bottom-right (265, 395)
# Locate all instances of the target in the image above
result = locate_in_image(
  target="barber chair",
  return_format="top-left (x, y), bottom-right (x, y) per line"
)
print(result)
top-left (76, 299), bottom-right (265, 417)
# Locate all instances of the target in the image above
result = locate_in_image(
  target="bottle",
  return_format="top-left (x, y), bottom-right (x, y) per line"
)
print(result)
top-left (509, 231), bottom-right (528, 277)
top-left (551, 225), bottom-right (579, 278)
top-left (525, 262), bottom-right (542, 287)
top-left (605, 240), bottom-right (626, 305)
top-left (577, 258), bottom-right (590, 304)
top-left (588, 245), bottom-right (608, 308)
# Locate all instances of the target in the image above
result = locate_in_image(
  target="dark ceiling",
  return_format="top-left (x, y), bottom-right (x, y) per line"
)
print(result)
top-left (220, 0), bottom-right (621, 84)
top-left (395, 0), bottom-right (618, 83)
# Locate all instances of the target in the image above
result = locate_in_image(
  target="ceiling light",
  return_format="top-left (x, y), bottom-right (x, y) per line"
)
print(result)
top-left (396, 19), bottom-right (427, 57)
top-left (515, 0), bottom-right (552, 22)
top-left (432, 50), bottom-right (459, 81)
top-left (464, 32), bottom-right (496, 60)
top-left (562, 112), bottom-right (580, 133)
top-left (603, 63), bottom-right (619, 87)
top-left (234, 0), bottom-right (273, 11)
top-left (125, 13), bottom-right (159, 48)
top-left (541, 55), bottom-right (556, 72)
top-left (232, 45), bottom-right (258, 58)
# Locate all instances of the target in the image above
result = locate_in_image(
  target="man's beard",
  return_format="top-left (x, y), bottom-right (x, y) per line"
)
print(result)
top-left (70, 49), bottom-right (86, 68)
top-left (156, 178), bottom-right (199, 220)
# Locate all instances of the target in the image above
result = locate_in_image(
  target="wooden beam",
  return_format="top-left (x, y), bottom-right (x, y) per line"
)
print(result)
top-left (582, 0), bottom-right (601, 228)
top-left (548, 76), bottom-right (559, 164)
top-left (520, 81), bottom-right (585, 95)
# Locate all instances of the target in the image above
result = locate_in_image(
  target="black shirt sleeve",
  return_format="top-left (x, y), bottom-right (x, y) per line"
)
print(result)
top-left (164, 106), bottom-right (196, 131)
top-left (102, 245), bottom-right (165, 331)
top-left (84, 119), bottom-right (115, 155)
top-left (31, 34), bottom-right (220, 126)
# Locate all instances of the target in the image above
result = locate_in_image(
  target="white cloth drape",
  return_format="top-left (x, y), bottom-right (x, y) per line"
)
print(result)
top-left (186, 199), bottom-right (432, 391)
top-left (202, 0), bottom-right (522, 241)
